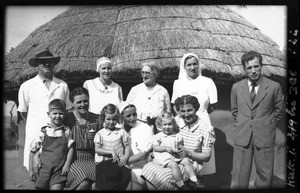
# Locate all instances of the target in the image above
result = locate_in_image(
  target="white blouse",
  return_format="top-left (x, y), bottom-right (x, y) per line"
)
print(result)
top-left (83, 78), bottom-right (123, 114)
top-left (126, 83), bottom-right (171, 121)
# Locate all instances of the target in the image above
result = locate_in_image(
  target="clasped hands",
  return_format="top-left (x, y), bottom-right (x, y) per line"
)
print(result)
top-left (111, 150), bottom-right (128, 167)
top-left (166, 145), bottom-right (190, 159)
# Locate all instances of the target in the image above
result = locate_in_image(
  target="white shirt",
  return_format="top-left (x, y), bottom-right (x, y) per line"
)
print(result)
top-left (121, 121), bottom-right (154, 169)
top-left (30, 124), bottom-right (74, 153)
top-left (248, 80), bottom-right (260, 94)
top-left (83, 78), bottom-right (123, 114)
top-left (126, 83), bottom-right (171, 121)
top-left (17, 74), bottom-right (71, 170)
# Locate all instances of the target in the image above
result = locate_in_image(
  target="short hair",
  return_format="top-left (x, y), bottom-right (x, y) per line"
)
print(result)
top-left (184, 55), bottom-right (199, 65)
top-left (174, 97), bottom-right (182, 111)
top-left (48, 99), bottom-right (66, 112)
top-left (241, 51), bottom-right (263, 69)
top-left (100, 103), bottom-right (121, 125)
top-left (69, 87), bottom-right (89, 103)
top-left (141, 61), bottom-right (160, 77)
top-left (155, 111), bottom-right (179, 133)
top-left (175, 95), bottom-right (200, 112)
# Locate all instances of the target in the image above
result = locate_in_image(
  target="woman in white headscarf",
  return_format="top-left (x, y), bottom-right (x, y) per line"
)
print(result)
top-left (171, 53), bottom-right (218, 186)
top-left (83, 57), bottom-right (123, 114)
top-left (171, 53), bottom-right (218, 124)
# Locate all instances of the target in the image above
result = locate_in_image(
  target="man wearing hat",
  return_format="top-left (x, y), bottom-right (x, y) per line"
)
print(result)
top-left (17, 49), bottom-right (72, 172)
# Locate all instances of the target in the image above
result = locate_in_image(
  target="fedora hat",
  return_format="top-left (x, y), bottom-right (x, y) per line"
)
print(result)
top-left (95, 160), bottom-right (131, 190)
top-left (29, 50), bottom-right (61, 67)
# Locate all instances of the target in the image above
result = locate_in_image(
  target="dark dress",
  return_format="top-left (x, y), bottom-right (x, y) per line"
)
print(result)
top-left (64, 111), bottom-right (100, 190)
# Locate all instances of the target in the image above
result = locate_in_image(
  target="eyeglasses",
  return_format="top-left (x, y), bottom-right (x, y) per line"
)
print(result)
top-left (140, 71), bottom-right (153, 76)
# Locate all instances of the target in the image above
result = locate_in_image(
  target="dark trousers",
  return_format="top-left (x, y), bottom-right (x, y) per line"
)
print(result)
top-left (231, 133), bottom-right (274, 189)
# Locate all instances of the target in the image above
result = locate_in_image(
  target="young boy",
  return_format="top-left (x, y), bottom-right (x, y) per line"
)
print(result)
top-left (28, 99), bottom-right (74, 190)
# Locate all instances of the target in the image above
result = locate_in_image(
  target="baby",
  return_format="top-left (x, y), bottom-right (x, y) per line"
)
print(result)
top-left (152, 112), bottom-right (201, 190)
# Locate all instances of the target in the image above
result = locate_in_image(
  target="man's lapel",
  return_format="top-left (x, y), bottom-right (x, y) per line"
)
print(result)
top-left (240, 79), bottom-right (252, 109)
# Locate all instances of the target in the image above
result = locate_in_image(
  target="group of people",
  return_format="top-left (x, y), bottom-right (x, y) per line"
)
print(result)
top-left (17, 49), bottom-right (285, 190)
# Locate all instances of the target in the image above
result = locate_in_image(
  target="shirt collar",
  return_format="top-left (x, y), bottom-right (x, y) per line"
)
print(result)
top-left (37, 73), bottom-right (53, 83)
top-left (97, 78), bottom-right (114, 92)
top-left (103, 127), bottom-right (120, 135)
top-left (248, 77), bottom-right (262, 88)
top-left (46, 124), bottom-right (67, 131)
top-left (180, 118), bottom-right (200, 133)
top-left (159, 132), bottom-right (176, 138)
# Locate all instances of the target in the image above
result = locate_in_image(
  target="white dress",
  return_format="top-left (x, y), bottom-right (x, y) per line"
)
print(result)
top-left (171, 76), bottom-right (217, 124)
top-left (83, 78), bottom-right (123, 114)
top-left (17, 74), bottom-right (71, 170)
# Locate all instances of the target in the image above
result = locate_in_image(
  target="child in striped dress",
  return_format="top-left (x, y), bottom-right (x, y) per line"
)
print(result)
top-left (94, 104), bottom-right (131, 189)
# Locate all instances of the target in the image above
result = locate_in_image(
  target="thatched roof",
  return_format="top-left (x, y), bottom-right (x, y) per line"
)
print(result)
top-left (4, 5), bottom-right (286, 99)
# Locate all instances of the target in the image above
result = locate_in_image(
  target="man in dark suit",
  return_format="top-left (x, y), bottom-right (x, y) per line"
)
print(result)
top-left (230, 51), bottom-right (285, 189)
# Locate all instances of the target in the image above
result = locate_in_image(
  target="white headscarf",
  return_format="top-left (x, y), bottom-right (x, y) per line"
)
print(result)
top-left (96, 57), bottom-right (111, 72)
top-left (118, 101), bottom-right (131, 114)
top-left (178, 53), bottom-right (202, 80)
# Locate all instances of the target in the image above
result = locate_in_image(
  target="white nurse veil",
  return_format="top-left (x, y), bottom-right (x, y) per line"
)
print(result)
top-left (178, 53), bottom-right (202, 80)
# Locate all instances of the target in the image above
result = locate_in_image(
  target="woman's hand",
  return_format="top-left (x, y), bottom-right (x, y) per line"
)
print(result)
top-left (177, 146), bottom-right (189, 159)
top-left (165, 147), bottom-right (176, 154)
top-left (61, 165), bottom-right (70, 176)
top-left (87, 129), bottom-right (96, 140)
top-left (28, 169), bottom-right (37, 182)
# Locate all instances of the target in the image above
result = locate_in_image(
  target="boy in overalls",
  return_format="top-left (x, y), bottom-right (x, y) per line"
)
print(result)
top-left (28, 99), bottom-right (74, 190)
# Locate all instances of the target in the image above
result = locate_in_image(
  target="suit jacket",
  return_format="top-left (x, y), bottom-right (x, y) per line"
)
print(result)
top-left (230, 76), bottom-right (285, 147)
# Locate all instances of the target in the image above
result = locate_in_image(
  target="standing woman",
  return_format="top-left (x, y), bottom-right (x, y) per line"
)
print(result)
top-left (64, 87), bottom-right (100, 190)
top-left (171, 53), bottom-right (218, 182)
top-left (83, 57), bottom-right (123, 114)
top-left (126, 61), bottom-right (171, 133)
top-left (171, 53), bottom-right (218, 124)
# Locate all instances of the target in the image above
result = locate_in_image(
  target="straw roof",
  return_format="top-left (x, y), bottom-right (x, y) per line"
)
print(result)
top-left (4, 5), bottom-right (286, 99)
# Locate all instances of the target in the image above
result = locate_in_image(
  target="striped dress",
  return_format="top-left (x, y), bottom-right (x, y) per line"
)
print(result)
top-left (141, 117), bottom-right (215, 190)
top-left (64, 111), bottom-right (100, 190)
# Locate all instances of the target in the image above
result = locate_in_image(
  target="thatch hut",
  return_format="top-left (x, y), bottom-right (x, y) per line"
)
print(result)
top-left (4, 5), bottom-right (286, 106)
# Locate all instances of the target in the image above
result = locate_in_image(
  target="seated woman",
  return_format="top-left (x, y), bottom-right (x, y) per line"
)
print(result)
top-left (141, 95), bottom-right (215, 190)
top-left (118, 102), bottom-right (154, 190)
top-left (64, 87), bottom-right (100, 190)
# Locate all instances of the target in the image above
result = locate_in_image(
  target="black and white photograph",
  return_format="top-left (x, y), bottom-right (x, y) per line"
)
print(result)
top-left (2, 4), bottom-right (297, 191)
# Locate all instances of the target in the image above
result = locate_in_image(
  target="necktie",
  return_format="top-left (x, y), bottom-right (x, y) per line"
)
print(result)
top-left (250, 82), bottom-right (257, 104)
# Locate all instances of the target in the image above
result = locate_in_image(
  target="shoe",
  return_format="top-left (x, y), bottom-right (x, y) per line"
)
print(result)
top-left (188, 180), bottom-right (204, 190)
top-left (178, 185), bottom-right (190, 190)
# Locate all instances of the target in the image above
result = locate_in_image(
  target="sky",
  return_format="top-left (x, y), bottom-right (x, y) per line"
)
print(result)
top-left (3, 5), bottom-right (287, 117)
top-left (4, 5), bottom-right (287, 53)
